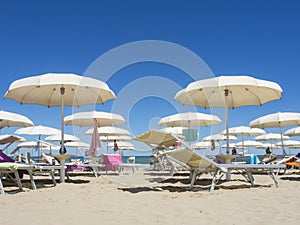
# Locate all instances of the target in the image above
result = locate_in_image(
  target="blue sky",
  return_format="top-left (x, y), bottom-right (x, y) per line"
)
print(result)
top-left (1, 0), bottom-right (300, 156)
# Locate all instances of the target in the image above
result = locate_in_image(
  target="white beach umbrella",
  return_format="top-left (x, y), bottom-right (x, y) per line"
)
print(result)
top-left (107, 141), bottom-right (135, 150)
top-left (220, 126), bottom-right (266, 155)
top-left (64, 111), bottom-right (125, 127)
top-left (15, 125), bottom-right (61, 157)
top-left (257, 143), bottom-right (281, 149)
top-left (284, 127), bottom-right (300, 136)
top-left (100, 135), bottom-right (132, 142)
top-left (85, 126), bottom-right (130, 136)
top-left (192, 141), bottom-right (215, 150)
top-left (275, 140), bottom-right (300, 148)
top-left (5, 73), bottom-right (115, 182)
top-left (159, 112), bottom-right (221, 127)
top-left (64, 141), bottom-right (90, 149)
top-left (15, 125), bottom-right (61, 136)
top-left (255, 133), bottom-right (290, 141)
top-left (11, 141), bottom-right (60, 154)
top-left (45, 134), bottom-right (80, 142)
top-left (202, 134), bottom-right (238, 141)
top-left (235, 140), bottom-right (263, 148)
top-left (250, 112), bottom-right (300, 155)
top-left (85, 126), bottom-right (130, 152)
top-left (64, 141), bottom-right (90, 156)
top-left (175, 75), bottom-right (282, 154)
top-left (255, 133), bottom-right (289, 152)
top-left (0, 110), bottom-right (34, 129)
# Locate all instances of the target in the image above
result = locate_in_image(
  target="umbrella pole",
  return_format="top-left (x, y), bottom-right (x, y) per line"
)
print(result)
top-left (225, 89), bottom-right (230, 155)
top-left (242, 134), bottom-right (245, 156)
top-left (279, 126), bottom-right (287, 156)
top-left (60, 87), bottom-right (66, 183)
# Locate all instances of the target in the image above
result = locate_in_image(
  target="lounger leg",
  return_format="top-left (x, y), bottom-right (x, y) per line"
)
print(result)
top-left (0, 178), bottom-right (5, 195)
top-left (189, 170), bottom-right (196, 189)
top-left (210, 170), bottom-right (220, 192)
top-left (50, 170), bottom-right (57, 186)
top-left (27, 171), bottom-right (36, 190)
top-left (93, 167), bottom-right (99, 177)
top-left (246, 170), bottom-right (254, 186)
top-left (269, 170), bottom-right (279, 188)
top-left (14, 171), bottom-right (23, 191)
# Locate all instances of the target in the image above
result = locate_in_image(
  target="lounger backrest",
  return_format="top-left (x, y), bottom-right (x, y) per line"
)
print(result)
top-left (166, 147), bottom-right (227, 172)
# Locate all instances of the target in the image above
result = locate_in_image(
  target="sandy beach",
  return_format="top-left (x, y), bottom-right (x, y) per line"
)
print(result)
top-left (1, 169), bottom-right (300, 225)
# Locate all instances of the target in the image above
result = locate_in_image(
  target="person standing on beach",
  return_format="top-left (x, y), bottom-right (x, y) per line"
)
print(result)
top-left (113, 139), bottom-right (119, 152)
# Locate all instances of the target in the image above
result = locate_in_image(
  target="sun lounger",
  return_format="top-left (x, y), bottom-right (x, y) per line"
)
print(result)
top-left (0, 162), bottom-right (36, 195)
top-left (166, 147), bottom-right (286, 192)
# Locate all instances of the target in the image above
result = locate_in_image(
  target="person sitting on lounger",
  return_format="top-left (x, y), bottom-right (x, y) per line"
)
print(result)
top-left (265, 147), bottom-right (271, 155)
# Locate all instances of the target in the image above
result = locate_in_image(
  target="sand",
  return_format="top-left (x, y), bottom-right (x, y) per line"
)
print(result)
top-left (1, 169), bottom-right (300, 225)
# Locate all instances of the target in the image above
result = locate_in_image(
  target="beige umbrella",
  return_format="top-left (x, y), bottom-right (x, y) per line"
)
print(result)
top-left (64, 141), bottom-right (90, 157)
top-left (175, 75), bottom-right (282, 154)
top-left (159, 112), bottom-right (221, 145)
top-left (64, 111), bottom-right (125, 127)
top-left (192, 141), bottom-right (215, 150)
top-left (0, 110), bottom-right (33, 129)
top-left (107, 141), bottom-right (135, 150)
top-left (284, 127), bottom-right (300, 136)
top-left (15, 125), bottom-right (61, 157)
top-left (5, 73), bottom-right (115, 150)
top-left (220, 126), bottom-right (266, 155)
top-left (255, 133), bottom-right (289, 153)
top-left (85, 126), bottom-right (130, 152)
top-left (5, 73), bottom-right (115, 182)
top-left (85, 126), bottom-right (130, 136)
top-left (11, 140), bottom-right (60, 154)
top-left (250, 112), bottom-right (300, 155)
top-left (202, 134), bottom-right (237, 141)
top-left (45, 134), bottom-right (80, 142)
top-left (159, 112), bottom-right (221, 127)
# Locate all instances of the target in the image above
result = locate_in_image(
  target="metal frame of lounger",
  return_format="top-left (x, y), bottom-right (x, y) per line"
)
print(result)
top-left (32, 165), bottom-right (66, 186)
top-left (0, 163), bottom-right (36, 195)
top-left (166, 148), bottom-right (286, 192)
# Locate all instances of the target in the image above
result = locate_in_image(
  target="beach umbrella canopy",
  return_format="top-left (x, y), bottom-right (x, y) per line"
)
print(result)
top-left (11, 141), bottom-right (60, 154)
top-left (235, 140), bottom-right (263, 147)
top-left (158, 112), bottom-right (221, 127)
top-left (250, 112), bottom-right (300, 155)
top-left (0, 110), bottom-right (34, 129)
top-left (107, 141), bottom-right (134, 150)
top-left (284, 127), bottom-right (300, 136)
top-left (4, 73), bottom-right (115, 182)
top-left (45, 134), bottom-right (80, 142)
top-left (220, 126), bottom-right (266, 155)
top-left (64, 111), bottom-right (125, 127)
top-left (275, 140), bottom-right (300, 148)
top-left (257, 143), bottom-right (281, 149)
top-left (175, 75), bottom-right (282, 154)
top-left (255, 133), bottom-right (290, 141)
top-left (64, 141), bottom-right (90, 149)
top-left (202, 134), bottom-right (237, 141)
top-left (86, 126), bottom-right (130, 153)
top-left (85, 126), bottom-right (130, 136)
top-left (192, 141), bottom-right (215, 150)
top-left (100, 135), bottom-right (132, 142)
top-left (15, 125), bottom-right (61, 136)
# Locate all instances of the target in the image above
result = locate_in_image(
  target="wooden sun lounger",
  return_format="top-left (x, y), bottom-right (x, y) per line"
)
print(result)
top-left (166, 148), bottom-right (286, 192)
